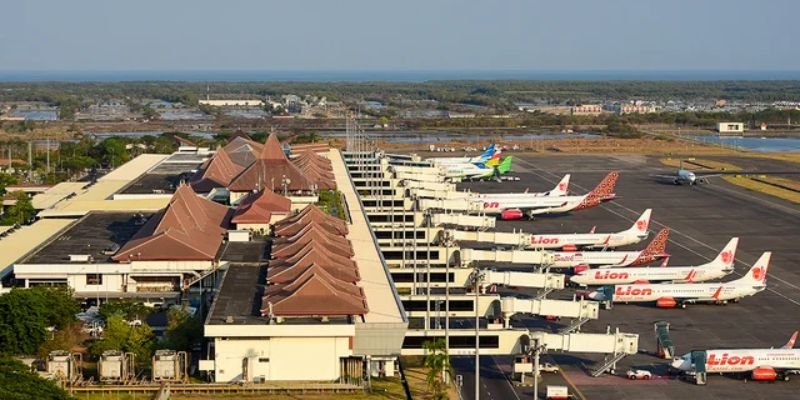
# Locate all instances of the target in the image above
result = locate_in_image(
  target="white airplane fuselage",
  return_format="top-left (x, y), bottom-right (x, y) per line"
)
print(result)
top-left (604, 281), bottom-right (765, 303)
top-left (571, 265), bottom-right (730, 286)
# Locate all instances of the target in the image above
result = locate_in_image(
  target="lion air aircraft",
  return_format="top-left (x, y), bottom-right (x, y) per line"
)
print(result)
top-left (671, 331), bottom-right (800, 382)
top-left (570, 237), bottom-right (738, 286)
top-left (587, 252), bottom-right (771, 308)
top-left (528, 208), bottom-right (651, 250)
top-left (548, 227), bottom-right (670, 269)
top-left (477, 171), bottom-right (619, 220)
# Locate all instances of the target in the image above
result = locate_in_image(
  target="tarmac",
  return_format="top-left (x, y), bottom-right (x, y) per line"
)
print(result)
top-left (450, 153), bottom-right (800, 400)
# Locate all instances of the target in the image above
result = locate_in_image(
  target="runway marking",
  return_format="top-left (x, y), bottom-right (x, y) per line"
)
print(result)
top-left (515, 157), bottom-right (800, 307)
top-left (490, 355), bottom-right (521, 400)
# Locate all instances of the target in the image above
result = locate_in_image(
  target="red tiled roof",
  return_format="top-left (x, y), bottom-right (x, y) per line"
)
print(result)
top-left (231, 189), bottom-right (291, 225)
top-left (267, 262), bottom-right (359, 285)
top-left (191, 148), bottom-right (244, 192)
top-left (227, 133), bottom-right (313, 192)
top-left (269, 244), bottom-right (357, 271)
top-left (113, 184), bottom-right (231, 262)
top-left (223, 135), bottom-right (263, 168)
top-left (273, 205), bottom-right (347, 237)
top-left (292, 152), bottom-right (336, 190)
top-left (262, 200), bottom-right (367, 318)
top-left (261, 267), bottom-right (367, 317)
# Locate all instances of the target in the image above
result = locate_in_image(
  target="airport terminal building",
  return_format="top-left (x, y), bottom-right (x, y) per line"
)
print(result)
top-left (0, 133), bottom-right (407, 382)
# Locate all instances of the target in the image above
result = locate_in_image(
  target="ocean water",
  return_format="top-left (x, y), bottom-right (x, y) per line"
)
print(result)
top-left (691, 135), bottom-right (800, 152)
top-left (2, 70), bottom-right (800, 82)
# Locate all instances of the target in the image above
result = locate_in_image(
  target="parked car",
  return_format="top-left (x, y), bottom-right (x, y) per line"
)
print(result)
top-left (626, 369), bottom-right (652, 380)
top-left (540, 363), bottom-right (560, 373)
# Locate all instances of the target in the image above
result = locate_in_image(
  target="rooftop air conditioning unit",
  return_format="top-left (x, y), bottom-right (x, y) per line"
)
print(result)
top-left (69, 254), bottom-right (92, 262)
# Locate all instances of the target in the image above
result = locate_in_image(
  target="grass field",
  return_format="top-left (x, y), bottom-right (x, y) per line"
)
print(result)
top-left (722, 176), bottom-right (800, 204)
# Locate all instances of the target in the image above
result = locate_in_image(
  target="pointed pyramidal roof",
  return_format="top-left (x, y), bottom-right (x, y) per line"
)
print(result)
top-left (227, 133), bottom-right (312, 192)
top-left (113, 184), bottom-right (231, 262)
top-left (190, 148), bottom-right (245, 192)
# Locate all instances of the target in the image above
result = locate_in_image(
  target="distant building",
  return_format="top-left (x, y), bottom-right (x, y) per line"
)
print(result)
top-left (717, 122), bottom-right (745, 134)
top-left (199, 99), bottom-right (265, 107)
top-left (570, 104), bottom-right (602, 116)
top-left (618, 105), bottom-right (655, 115)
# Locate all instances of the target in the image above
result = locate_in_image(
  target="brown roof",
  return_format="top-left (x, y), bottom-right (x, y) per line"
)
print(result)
top-left (272, 236), bottom-right (353, 261)
top-left (231, 189), bottom-right (291, 225)
top-left (113, 184), bottom-right (231, 262)
top-left (273, 205), bottom-right (347, 236)
top-left (293, 153), bottom-right (336, 190)
top-left (267, 262), bottom-right (359, 285)
top-left (223, 135), bottom-right (263, 168)
top-left (261, 267), bottom-right (367, 317)
top-left (191, 148), bottom-right (244, 192)
top-left (269, 244), bottom-right (357, 271)
top-left (227, 133), bottom-right (313, 192)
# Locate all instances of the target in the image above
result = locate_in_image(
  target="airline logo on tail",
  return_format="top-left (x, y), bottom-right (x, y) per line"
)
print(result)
top-left (739, 252), bottom-right (771, 285)
top-left (631, 209), bottom-right (652, 234)
top-left (634, 228), bottom-right (670, 265)
top-left (574, 171), bottom-right (619, 210)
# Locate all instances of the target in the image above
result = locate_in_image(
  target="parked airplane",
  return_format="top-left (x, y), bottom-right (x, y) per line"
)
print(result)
top-left (443, 156), bottom-right (513, 181)
top-left (478, 171), bottom-right (619, 219)
top-left (527, 208), bottom-right (652, 250)
top-left (549, 227), bottom-right (670, 269)
top-left (671, 331), bottom-right (800, 382)
top-left (570, 237), bottom-right (738, 286)
top-left (409, 174), bottom-right (571, 200)
top-left (652, 161), bottom-right (721, 185)
top-left (428, 144), bottom-right (499, 165)
top-left (586, 252), bottom-right (771, 308)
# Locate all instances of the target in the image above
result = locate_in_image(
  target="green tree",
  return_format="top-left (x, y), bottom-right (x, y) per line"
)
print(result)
top-left (162, 307), bottom-right (203, 351)
top-left (1, 191), bottom-right (35, 225)
top-left (99, 300), bottom-right (151, 322)
top-left (96, 137), bottom-right (130, 168)
top-left (91, 315), bottom-right (154, 365)
top-left (37, 322), bottom-right (87, 359)
top-left (0, 287), bottom-right (79, 356)
top-left (0, 291), bottom-right (47, 355)
top-left (0, 357), bottom-right (72, 400)
top-left (0, 173), bottom-right (18, 196)
top-left (422, 338), bottom-right (450, 400)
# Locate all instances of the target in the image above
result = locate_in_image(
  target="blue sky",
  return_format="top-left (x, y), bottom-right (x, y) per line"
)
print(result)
top-left (2, 0), bottom-right (798, 71)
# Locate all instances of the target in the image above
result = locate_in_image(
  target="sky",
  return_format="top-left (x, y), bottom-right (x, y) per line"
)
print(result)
top-left (2, 0), bottom-right (799, 72)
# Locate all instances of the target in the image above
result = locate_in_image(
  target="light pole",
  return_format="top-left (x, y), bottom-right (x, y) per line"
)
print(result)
top-left (474, 266), bottom-right (482, 400)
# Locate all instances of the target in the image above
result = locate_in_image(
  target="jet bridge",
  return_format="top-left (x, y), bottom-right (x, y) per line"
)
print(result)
top-left (501, 296), bottom-right (599, 330)
top-left (402, 293), bottom-right (598, 323)
top-left (460, 247), bottom-right (554, 267)
top-left (390, 267), bottom-right (565, 292)
top-left (409, 188), bottom-right (475, 200)
top-left (402, 327), bottom-right (640, 364)
top-left (400, 180), bottom-right (456, 192)
top-left (526, 327), bottom-right (640, 376)
top-left (430, 213), bottom-right (495, 230)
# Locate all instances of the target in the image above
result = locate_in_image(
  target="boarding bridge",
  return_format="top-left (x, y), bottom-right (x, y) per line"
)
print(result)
top-left (654, 321), bottom-right (675, 360)
top-left (390, 267), bottom-right (565, 291)
top-left (418, 198), bottom-right (482, 213)
top-left (368, 212), bottom-right (495, 231)
top-left (400, 180), bottom-right (456, 192)
top-left (408, 188), bottom-right (475, 200)
top-left (402, 327), bottom-right (639, 359)
top-left (528, 328), bottom-right (640, 376)
top-left (501, 297), bottom-right (599, 330)
top-left (402, 293), bottom-right (594, 323)
top-left (460, 248), bottom-right (554, 267)
top-left (431, 213), bottom-right (495, 230)
top-left (393, 171), bottom-right (449, 183)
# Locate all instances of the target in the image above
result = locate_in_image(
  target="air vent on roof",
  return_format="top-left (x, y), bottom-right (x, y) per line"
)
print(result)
top-left (225, 316), bottom-right (234, 324)
top-left (69, 254), bottom-right (93, 262)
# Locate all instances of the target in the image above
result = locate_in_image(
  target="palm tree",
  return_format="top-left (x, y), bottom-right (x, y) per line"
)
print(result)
top-left (423, 338), bottom-right (450, 400)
